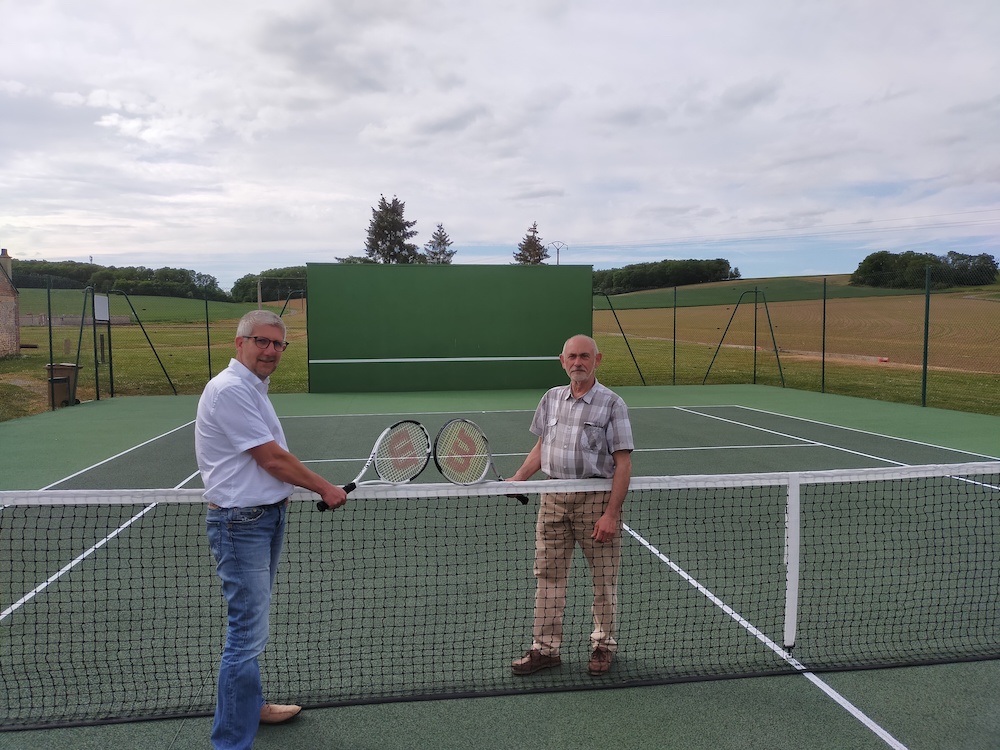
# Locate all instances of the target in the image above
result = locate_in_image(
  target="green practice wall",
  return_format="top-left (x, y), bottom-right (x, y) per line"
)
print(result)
top-left (306, 264), bottom-right (592, 392)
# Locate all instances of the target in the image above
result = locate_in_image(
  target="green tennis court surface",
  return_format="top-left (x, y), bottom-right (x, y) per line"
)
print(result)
top-left (3, 385), bottom-right (1000, 749)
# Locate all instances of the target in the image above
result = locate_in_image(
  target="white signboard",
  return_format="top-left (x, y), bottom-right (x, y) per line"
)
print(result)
top-left (94, 294), bottom-right (110, 323)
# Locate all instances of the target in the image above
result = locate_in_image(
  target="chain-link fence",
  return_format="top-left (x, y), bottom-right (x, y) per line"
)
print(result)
top-left (8, 271), bottom-right (999, 419)
top-left (12, 281), bottom-right (307, 415)
top-left (593, 270), bottom-right (1000, 415)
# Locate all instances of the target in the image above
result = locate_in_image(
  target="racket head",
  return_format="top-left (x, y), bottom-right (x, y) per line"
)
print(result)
top-left (433, 419), bottom-right (491, 485)
top-left (371, 419), bottom-right (431, 484)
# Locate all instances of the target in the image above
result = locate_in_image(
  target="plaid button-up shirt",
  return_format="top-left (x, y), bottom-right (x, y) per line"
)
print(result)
top-left (529, 380), bottom-right (634, 480)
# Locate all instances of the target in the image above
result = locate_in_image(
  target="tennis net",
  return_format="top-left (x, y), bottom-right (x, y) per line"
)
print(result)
top-left (2, 461), bottom-right (999, 730)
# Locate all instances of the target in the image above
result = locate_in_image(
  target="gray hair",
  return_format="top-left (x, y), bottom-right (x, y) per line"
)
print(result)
top-left (236, 310), bottom-right (286, 338)
top-left (562, 334), bottom-right (600, 356)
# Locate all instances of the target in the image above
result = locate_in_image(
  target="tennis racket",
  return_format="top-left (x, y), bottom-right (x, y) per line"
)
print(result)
top-left (316, 420), bottom-right (430, 511)
top-left (433, 418), bottom-right (529, 504)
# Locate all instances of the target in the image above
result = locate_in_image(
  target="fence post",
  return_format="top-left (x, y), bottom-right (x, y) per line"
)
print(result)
top-left (88, 287), bottom-right (101, 402)
top-left (922, 265), bottom-right (931, 407)
top-left (672, 286), bottom-right (677, 386)
top-left (46, 277), bottom-right (55, 410)
top-left (821, 278), bottom-right (827, 393)
top-left (205, 296), bottom-right (212, 382)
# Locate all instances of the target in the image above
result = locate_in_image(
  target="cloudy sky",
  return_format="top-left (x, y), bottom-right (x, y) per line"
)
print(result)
top-left (2, 0), bottom-right (999, 291)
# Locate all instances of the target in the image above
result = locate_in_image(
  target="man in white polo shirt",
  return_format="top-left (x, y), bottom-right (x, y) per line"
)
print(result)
top-left (195, 310), bottom-right (346, 750)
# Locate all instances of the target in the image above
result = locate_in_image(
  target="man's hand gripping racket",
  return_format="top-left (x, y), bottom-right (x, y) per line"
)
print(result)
top-left (317, 420), bottom-right (430, 511)
top-left (433, 419), bottom-right (529, 505)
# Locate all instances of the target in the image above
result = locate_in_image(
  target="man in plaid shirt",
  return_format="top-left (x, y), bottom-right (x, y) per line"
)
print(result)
top-left (509, 334), bottom-right (634, 677)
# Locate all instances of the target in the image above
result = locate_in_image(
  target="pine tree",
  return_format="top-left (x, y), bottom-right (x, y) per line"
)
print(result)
top-left (424, 223), bottom-right (456, 264)
top-left (513, 222), bottom-right (549, 265)
top-left (364, 195), bottom-right (424, 263)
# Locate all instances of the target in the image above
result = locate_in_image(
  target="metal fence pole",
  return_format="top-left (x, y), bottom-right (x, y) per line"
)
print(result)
top-left (922, 265), bottom-right (931, 407)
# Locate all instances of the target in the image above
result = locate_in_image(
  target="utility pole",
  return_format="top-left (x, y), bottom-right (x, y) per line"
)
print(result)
top-left (547, 241), bottom-right (567, 265)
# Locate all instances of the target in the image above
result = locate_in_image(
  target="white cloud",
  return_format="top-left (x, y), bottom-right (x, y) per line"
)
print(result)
top-left (0, 0), bottom-right (998, 290)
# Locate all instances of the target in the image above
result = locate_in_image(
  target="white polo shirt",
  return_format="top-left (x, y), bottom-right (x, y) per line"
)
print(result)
top-left (195, 358), bottom-right (294, 508)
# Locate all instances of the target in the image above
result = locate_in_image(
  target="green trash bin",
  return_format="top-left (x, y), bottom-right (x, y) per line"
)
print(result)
top-left (45, 363), bottom-right (80, 407)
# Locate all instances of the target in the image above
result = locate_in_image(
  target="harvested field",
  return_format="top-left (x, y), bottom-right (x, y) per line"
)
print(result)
top-left (595, 292), bottom-right (1000, 374)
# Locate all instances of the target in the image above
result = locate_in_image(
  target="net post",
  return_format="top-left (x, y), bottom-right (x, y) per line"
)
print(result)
top-left (783, 473), bottom-right (800, 651)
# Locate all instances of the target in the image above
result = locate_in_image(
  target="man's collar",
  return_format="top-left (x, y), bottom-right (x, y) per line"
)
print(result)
top-left (229, 358), bottom-right (270, 387)
top-left (562, 380), bottom-right (600, 403)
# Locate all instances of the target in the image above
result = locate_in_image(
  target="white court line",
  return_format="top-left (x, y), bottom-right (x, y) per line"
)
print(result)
top-left (300, 447), bottom-right (819, 466)
top-left (301, 445), bottom-right (816, 465)
top-left (674, 406), bottom-right (912, 467)
top-left (626, 523), bottom-right (909, 750)
top-left (729, 404), bottom-right (1000, 461)
top-left (1, 472), bottom-right (201, 623)
top-left (287, 402), bottom-right (996, 465)
top-left (250, 403), bottom-right (990, 463)
top-left (634, 443), bottom-right (817, 453)
top-left (40, 420), bottom-right (196, 490)
top-left (281, 408), bottom-right (537, 419)
top-left (310, 356), bottom-right (558, 364)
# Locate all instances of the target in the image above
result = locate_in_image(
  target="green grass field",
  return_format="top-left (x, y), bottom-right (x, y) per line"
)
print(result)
top-left (593, 274), bottom-right (1000, 309)
top-left (3, 278), bottom-right (999, 422)
top-left (16, 288), bottom-right (262, 322)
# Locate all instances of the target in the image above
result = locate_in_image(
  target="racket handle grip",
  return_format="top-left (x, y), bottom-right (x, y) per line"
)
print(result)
top-left (316, 482), bottom-right (357, 511)
top-left (511, 494), bottom-right (529, 505)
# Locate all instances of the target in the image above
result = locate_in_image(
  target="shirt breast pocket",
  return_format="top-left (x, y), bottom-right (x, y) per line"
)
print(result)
top-left (581, 422), bottom-right (604, 453)
top-left (543, 417), bottom-right (559, 444)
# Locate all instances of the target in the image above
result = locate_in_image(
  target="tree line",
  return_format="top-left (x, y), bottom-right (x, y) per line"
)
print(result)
top-left (592, 259), bottom-right (741, 294)
top-left (850, 250), bottom-right (998, 288)
top-left (12, 206), bottom-right (996, 302)
top-left (229, 268), bottom-right (307, 303)
top-left (12, 254), bottom-right (742, 302)
top-left (11, 260), bottom-right (230, 300)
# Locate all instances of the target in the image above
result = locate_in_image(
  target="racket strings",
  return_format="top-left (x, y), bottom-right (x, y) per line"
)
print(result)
top-left (434, 421), bottom-right (491, 484)
top-left (373, 422), bottom-right (430, 483)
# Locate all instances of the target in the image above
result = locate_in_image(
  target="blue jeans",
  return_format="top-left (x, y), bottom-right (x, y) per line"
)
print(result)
top-left (206, 501), bottom-right (287, 750)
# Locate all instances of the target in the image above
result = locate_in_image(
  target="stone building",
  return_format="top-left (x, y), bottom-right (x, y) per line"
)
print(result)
top-left (0, 248), bottom-right (19, 357)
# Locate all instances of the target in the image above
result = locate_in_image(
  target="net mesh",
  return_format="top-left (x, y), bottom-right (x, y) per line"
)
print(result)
top-left (2, 462), bottom-right (999, 730)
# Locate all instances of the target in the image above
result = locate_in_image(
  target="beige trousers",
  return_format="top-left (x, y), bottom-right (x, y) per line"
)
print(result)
top-left (531, 491), bottom-right (621, 656)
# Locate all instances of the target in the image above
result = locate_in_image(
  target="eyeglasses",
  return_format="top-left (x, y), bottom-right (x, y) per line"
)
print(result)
top-left (242, 336), bottom-right (289, 352)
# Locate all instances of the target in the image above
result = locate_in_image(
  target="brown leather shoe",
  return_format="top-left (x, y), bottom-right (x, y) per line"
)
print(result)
top-left (587, 646), bottom-right (613, 676)
top-left (511, 648), bottom-right (561, 675)
top-left (259, 703), bottom-right (302, 724)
